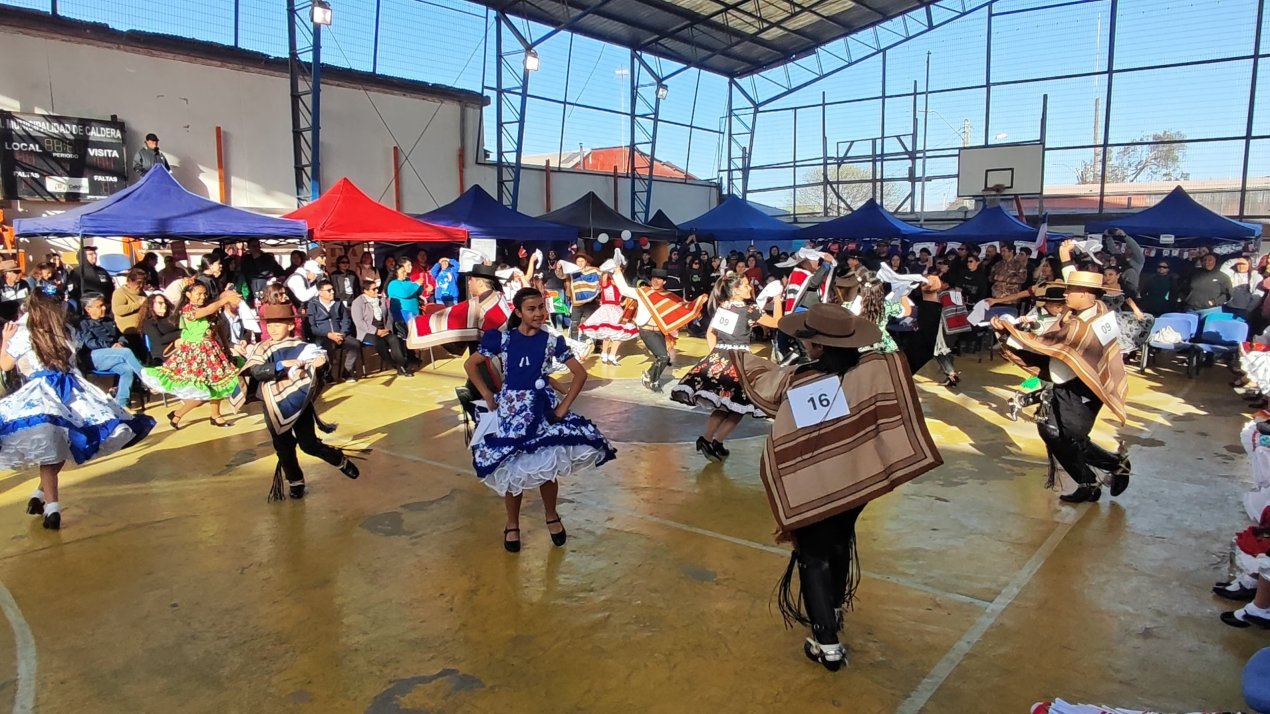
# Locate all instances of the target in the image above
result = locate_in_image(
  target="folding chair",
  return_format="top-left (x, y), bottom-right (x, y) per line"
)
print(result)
top-left (976, 306), bottom-right (1018, 362)
top-left (1141, 313), bottom-right (1198, 372)
top-left (1189, 319), bottom-right (1248, 378)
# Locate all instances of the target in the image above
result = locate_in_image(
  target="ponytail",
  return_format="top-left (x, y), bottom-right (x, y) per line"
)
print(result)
top-left (708, 272), bottom-right (745, 314)
top-left (508, 286), bottom-right (543, 330)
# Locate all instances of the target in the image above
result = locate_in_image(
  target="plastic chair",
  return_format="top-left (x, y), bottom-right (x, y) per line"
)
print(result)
top-left (1141, 314), bottom-right (1199, 371)
top-left (1201, 311), bottom-right (1237, 331)
top-left (1243, 647), bottom-right (1270, 713)
top-left (975, 306), bottom-right (1018, 362)
top-left (1189, 319), bottom-right (1248, 377)
top-left (96, 254), bottom-right (133, 275)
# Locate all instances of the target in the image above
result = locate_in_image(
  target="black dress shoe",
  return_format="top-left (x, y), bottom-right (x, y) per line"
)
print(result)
top-left (546, 517), bottom-right (567, 547)
top-left (1221, 607), bottom-right (1270, 628)
top-left (1213, 582), bottom-right (1258, 601)
top-left (25, 497), bottom-right (43, 516)
top-left (1059, 485), bottom-right (1101, 503)
top-left (289, 482), bottom-right (306, 499)
top-left (711, 440), bottom-right (730, 459)
top-left (42, 512), bottom-right (60, 530)
top-left (504, 527), bottom-right (521, 553)
top-left (696, 436), bottom-right (720, 462)
top-left (339, 458), bottom-right (360, 480)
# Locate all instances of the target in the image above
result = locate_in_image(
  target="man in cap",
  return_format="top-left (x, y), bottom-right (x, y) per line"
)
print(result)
top-left (242, 304), bottom-right (360, 501)
top-left (68, 245), bottom-right (115, 307)
top-left (132, 133), bottom-right (170, 177)
top-left (994, 239), bottom-right (1131, 503)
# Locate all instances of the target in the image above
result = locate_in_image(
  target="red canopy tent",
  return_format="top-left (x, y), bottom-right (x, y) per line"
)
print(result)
top-left (284, 178), bottom-right (467, 242)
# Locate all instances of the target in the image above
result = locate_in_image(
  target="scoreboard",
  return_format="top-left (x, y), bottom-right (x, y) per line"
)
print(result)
top-left (0, 112), bottom-right (128, 201)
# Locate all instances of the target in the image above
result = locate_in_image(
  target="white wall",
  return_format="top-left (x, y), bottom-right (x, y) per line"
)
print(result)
top-left (0, 18), bottom-right (717, 235)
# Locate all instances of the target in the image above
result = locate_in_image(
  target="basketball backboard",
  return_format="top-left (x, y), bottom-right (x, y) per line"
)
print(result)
top-left (957, 143), bottom-right (1044, 197)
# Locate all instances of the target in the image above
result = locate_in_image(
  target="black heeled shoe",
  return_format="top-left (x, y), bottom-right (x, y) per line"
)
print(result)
top-left (289, 482), bottom-right (306, 499)
top-left (339, 457), bottom-right (360, 480)
top-left (1059, 485), bottom-right (1101, 503)
top-left (803, 638), bottom-right (845, 672)
top-left (711, 440), bottom-right (730, 459)
top-left (1109, 448), bottom-right (1131, 497)
top-left (503, 527), bottom-right (521, 553)
top-left (210, 417), bottom-right (230, 428)
top-left (42, 511), bottom-right (60, 530)
top-left (167, 411), bottom-right (181, 430)
top-left (1213, 581), bottom-right (1258, 601)
top-left (546, 517), bottom-right (567, 547)
top-left (696, 436), bottom-right (720, 462)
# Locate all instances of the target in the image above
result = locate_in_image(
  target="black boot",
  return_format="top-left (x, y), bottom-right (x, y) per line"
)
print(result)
top-left (798, 558), bottom-right (846, 671)
top-left (289, 481), bottom-right (306, 499)
top-left (339, 457), bottom-right (360, 480)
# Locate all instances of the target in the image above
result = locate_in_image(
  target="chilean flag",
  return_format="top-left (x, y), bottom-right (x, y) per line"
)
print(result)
top-left (1033, 213), bottom-right (1049, 254)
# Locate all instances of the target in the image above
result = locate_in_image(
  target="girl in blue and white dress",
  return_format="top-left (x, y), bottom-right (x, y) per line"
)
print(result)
top-left (464, 287), bottom-right (616, 553)
top-left (0, 293), bottom-right (156, 530)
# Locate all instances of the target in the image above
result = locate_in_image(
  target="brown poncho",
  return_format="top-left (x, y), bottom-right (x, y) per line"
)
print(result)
top-left (737, 351), bottom-right (942, 534)
top-left (997, 303), bottom-right (1129, 424)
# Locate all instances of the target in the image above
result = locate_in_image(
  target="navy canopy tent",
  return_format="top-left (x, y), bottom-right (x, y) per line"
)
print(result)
top-left (938, 205), bottom-right (1052, 246)
top-left (1087, 186), bottom-right (1262, 246)
top-left (417, 185), bottom-right (577, 243)
top-left (681, 195), bottom-right (799, 255)
top-left (14, 167), bottom-right (308, 239)
top-left (797, 199), bottom-right (933, 242)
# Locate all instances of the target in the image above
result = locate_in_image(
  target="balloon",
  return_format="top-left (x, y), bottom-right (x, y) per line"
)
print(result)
top-left (620, 230), bottom-right (632, 240)
top-left (593, 241), bottom-right (603, 252)
top-left (613, 239), bottom-right (623, 249)
top-left (597, 233), bottom-right (610, 244)
top-left (638, 237), bottom-right (650, 248)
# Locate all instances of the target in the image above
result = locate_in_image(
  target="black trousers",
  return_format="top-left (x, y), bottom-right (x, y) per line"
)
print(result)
top-left (320, 336), bottom-right (361, 380)
top-left (272, 405), bottom-right (344, 484)
top-left (569, 301), bottom-right (599, 340)
top-left (1039, 380), bottom-right (1119, 486)
top-left (790, 506), bottom-right (865, 645)
top-left (366, 333), bottom-right (408, 369)
top-left (640, 329), bottom-right (670, 381)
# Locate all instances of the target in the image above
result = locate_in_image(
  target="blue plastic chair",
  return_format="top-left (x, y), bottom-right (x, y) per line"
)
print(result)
top-left (1189, 319), bottom-right (1248, 377)
top-left (1158, 312), bottom-right (1199, 337)
top-left (1244, 647), bottom-right (1270, 713)
top-left (1142, 314), bottom-right (1199, 371)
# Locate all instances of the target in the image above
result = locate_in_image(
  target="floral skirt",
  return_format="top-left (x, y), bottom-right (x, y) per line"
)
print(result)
top-left (669, 348), bottom-right (763, 417)
top-left (472, 387), bottom-right (616, 496)
top-left (142, 337), bottom-right (240, 401)
top-left (1115, 312), bottom-right (1155, 352)
top-left (579, 304), bottom-right (638, 342)
top-left (0, 370), bottom-right (155, 469)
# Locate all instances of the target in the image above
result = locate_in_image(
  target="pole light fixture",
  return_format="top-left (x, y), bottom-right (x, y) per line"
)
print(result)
top-left (524, 49), bottom-right (540, 72)
top-left (311, 0), bottom-right (332, 26)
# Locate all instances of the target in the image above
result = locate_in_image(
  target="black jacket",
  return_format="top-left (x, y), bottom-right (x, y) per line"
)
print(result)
top-left (306, 298), bottom-right (352, 339)
top-left (142, 317), bottom-right (180, 363)
top-left (955, 266), bottom-right (990, 305)
top-left (69, 264), bottom-right (114, 303)
top-left (80, 317), bottom-right (122, 351)
top-left (329, 270), bottom-right (358, 305)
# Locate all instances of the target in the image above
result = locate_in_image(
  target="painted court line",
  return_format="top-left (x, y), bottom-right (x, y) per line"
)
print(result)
top-left (0, 578), bottom-right (36, 714)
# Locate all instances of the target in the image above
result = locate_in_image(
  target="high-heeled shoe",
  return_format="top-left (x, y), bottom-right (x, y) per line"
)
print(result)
top-left (803, 638), bottom-right (846, 672)
top-left (695, 436), bottom-right (720, 462)
top-left (167, 411), bottom-right (181, 430)
top-left (546, 517), bottom-right (567, 547)
top-left (711, 440), bottom-right (730, 459)
top-left (210, 417), bottom-right (230, 428)
top-left (503, 527), bottom-right (521, 553)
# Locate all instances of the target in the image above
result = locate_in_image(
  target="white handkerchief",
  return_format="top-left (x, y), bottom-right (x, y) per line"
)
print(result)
top-left (967, 299), bottom-right (992, 326)
top-left (755, 279), bottom-right (784, 311)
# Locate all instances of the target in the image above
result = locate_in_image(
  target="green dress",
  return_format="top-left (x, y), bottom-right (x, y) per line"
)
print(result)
top-left (140, 304), bottom-right (240, 401)
top-left (863, 301), bottom-right (903, 354)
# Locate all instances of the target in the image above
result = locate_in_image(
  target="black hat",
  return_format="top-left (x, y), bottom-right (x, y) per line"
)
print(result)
top-left (145, 133), bottom-right (159, 142)
top-left (465, 263), bottom-right (502, 286)
top-left (650, 268), bottom-right (669, 279)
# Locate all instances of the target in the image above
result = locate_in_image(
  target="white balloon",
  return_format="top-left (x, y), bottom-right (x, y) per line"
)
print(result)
top-left (597, 233), bottom-right (610, 244)
top-left (620, 229), bottom-right (632, 240)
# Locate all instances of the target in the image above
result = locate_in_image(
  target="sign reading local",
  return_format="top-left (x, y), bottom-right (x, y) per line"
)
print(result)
top-left (1, 111), bottom-right (127, 201)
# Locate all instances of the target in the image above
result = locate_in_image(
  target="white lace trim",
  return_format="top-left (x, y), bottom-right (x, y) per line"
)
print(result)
top-left (480, 444), bottom-right (606, 496)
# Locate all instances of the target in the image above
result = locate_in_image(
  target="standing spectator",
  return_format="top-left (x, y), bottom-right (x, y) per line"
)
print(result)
top-left (664, 248), bottom-right (685, 279)
top-left (1139, 261), bottom-right (1179, 316)
top-left (133, 252), bottom-right (161, 290)
top-left (281, 249), bottom-right (306, 280)
top-left (158, 255), bottom-right (189, 288)
top-left (131, 133), bottom-right (170, 177)
top-left (329, 254), bottom-right (359, 306)
top-left (68, 245), bottom-right (114, 306)
top-left (240, 240), bottom-right (284, 304)
top-left (989, 243), bottom-right (1029, 304)
top-left (194, 254), bottom-right (226, 297)
top-left (1183, 253), bottom-right (1232, 313)
top-left (0, 261), bottom-right (30, 304)
top-left (765, 245), bottom-right (787, 279)
top-left (431, 256), bottom-right (460, 305)
top-left (352, 279), bottom-right (412, 377)
top-left (285, 260), bottom-right (322, 311)
top-left (306, 280), bottom-right (361, 382)
top-left (981, 244), bottom-right (1001, 274)
top-left (378, 255), bottom-right (399, 286)
top-left (1102, 229), bottom-right (1145, 298)
top-left (684, 256), bottom-right (709, 300)
top-left (139, 294), bottom-right (180, 364)
top-left (111, 268), bottom-right (148, 354)
top-left (385, 260), bottom-right (424, 327)
top-left (1225, 256), bottom-right (1261, 315)
top-left (79, 295), bottom-right (148, 408)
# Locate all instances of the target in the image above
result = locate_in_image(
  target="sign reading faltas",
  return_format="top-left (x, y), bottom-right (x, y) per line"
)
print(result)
top-left (0, 112), bottom-right (127, 201)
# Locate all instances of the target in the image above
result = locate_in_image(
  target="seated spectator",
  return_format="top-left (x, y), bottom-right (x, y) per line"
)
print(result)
top-left (281, 249), bottom-right (306, 280)
top-left (306, 280), bottom-right (360, 382)
top-left (352, 279), bottom-right (412, 377)
top-left (329, 255), bottom-right (359, 306)
top-left (219, 296), bottom-right (261, 360)
top-left (31, 262), bottom-right (64, 300)
top-left (79, 295), bottom-right (148, 408)
top-left (112, 267), bottom-right (148, 354)
top-left (140, 294), bottom-right (180, 365)
top-left (0, 260), bottom-right (30, 321)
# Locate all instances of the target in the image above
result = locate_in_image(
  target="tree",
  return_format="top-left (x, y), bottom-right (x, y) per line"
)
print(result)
top-left (790, 162), bottom-right (903, 216)
top-left (1077, 130), bottom-right (1190, 184)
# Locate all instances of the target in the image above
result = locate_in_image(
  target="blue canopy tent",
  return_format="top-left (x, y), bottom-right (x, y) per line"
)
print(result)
top-left (416, 185), bottom-right (577, 243)
top-left (1087, 186), bottom-right (1262, 247)
top-left (681, 195), bottom-right (799, 256)
top-left (937, 205), bottom-right (1056, 246)
top-left (14, 167), bottom-right (308, 240)
top-left (797, 199), bottom-right (934, 243)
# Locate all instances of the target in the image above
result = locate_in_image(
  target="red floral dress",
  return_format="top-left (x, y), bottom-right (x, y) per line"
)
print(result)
top-left (141, 304), bottom-right (240, 400)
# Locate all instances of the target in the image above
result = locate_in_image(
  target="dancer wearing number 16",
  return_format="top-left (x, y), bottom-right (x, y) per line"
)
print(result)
top-left (733, 304), bottom-right (941, 671)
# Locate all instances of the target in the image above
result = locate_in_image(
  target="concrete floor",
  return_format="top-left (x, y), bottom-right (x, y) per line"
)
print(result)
top-left (0, 338), bottom-right (1258, 713)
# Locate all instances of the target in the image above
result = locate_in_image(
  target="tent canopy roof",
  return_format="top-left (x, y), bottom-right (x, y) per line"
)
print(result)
top-left (416, 185), bottom-right (577, 243)
top-left (938, 205), bottom-right (1048, 245)
top-left (13, 167), bottom-right (308, 239)
top-left (681, 195), bottom-right (799, 244)
top-left (649, 209), bottom-right (680, 232)
top-left (1087, 186), bottom-right (1262, 244)
top-left (538, 192), bottom-right (676, 241)
top-left (285, 178), bottom-right (467, 243)
top-left (796, 199), bottom-right (934, 241)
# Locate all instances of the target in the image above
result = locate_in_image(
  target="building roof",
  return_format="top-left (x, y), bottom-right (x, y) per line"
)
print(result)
top-left (470, 0), bottom-right (935, 77)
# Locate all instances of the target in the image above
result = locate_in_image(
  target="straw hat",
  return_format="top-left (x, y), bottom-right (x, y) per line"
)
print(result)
top-left (0, 260), bottom-right (20, 273)
top-left (1060, 270), bottom-right (1120, 294)
top-left (778, 303), bottom-right (881, 349)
